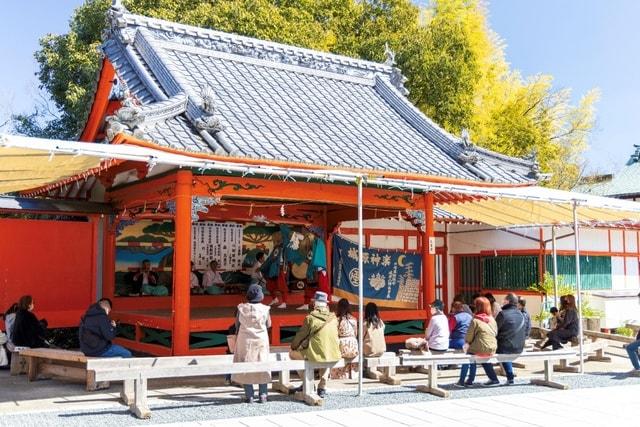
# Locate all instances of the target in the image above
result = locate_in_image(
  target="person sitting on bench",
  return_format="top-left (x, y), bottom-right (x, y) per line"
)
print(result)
top-left (426, 299), bottom-right (449, 354)
top-left (12, 295), bottom-right (49, 348)
top-left (448, 301), bottom-right (472, 350)
top-left (79, 298), bottom-right (132, 358)
top-left (485, 293), bottom-right (526, 385)
top-left (289, 291), bottom-right (340, 399)
top-left (3, 303), bottom-right (18, 353)
top-left (363, 302), bottom-right (386, 357)
top-left (625, 292), bottom-right (640, 373)
top-left (540, 294), bottom-right (579, 350)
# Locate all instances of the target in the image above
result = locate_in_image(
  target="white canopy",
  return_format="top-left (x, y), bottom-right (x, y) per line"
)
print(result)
top-left (2, 133), bottom-right (640, 227)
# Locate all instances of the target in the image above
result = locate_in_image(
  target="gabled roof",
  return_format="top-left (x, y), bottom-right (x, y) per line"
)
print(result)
top-left (95, 2), bottom-right (537, 184)
top-left (575, 145), bottom-right (640, 198)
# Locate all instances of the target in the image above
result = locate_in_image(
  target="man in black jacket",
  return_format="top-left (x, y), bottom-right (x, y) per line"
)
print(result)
top-left (79, 299), bottom-right (132, 358)
top-left (485, 293), bottom-right (526, 385)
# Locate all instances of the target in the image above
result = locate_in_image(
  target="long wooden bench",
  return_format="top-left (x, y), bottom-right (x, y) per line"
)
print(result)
top-left (87, 352), bottom-right (306, 419)
top-left (20, 348), bottom-right (109, 391)
top-left (535, 328), bottom-right (611, 372)
top-left (400, 349), bottom-right (576, 398)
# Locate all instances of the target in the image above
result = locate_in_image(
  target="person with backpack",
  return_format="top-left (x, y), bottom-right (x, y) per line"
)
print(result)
top-left (289, 291), bottom-right (340, 399)
top-left (484, 293), bottom-right (527, 385)
top-left (79, 299), bottom-right (131, 358)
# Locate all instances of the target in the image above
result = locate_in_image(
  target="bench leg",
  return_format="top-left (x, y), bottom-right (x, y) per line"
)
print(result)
top-left (132, 376), bottom-right (151, 419)
top-left (86, 370), bottom-right (110, 391)
top-left (531, 360), bottom-right (568, 390)
top-left (273, 368), bottom-right (296, 394)
top-left (554, 358), bottom-right (579, 373)
top-left (365, 367), bottom-right (383, 380)
top-left (121, 379), bottom-right (134, 406)
top-left (586, 347), bottom-right (612, 363)
top-left (27, 357), bottom-right (40, 382)
top-left (380, 366), bottom-right (401, 386)
top-left (295, 365), bottom-right (323, 406)
top-left (416, 364), bottom-right (449, 398)
top-left (10, 354), bottom-right (26, 376)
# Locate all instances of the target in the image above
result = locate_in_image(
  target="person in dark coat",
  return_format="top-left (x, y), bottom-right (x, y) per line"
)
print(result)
top-left (12, 295), bottom-right (48, 348)
top-left (484, 293), bottom-right (526, 385)
top-left (79, 299), bottom-right (132, 358)
top-left (541, 295), bottom-right (580, 350)
top-left (518, 298), bottom-right (532, 338)
top-left (132, 259), bottom-right (160, 295)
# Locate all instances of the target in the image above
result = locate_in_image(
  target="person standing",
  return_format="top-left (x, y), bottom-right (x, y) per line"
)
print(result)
top-left (231, 284), bottom-right (272, 403)
top-left (456, 296), bottom-right (498, 387)
top-left (79, 298), bottom-right (132, 358)
top-left (426, 299), bottom-right (450, 353)
top-left (289, 291), bottom-right (340, 399)
top-left (448, 301), bottom-right (472, 350)
top-left (12, 296), bottom-right (48, 348)
top-left (485, 293), bottom-right (526, 385)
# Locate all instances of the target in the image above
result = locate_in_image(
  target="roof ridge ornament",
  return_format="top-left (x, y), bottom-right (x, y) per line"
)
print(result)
top-left (194, 85), bottom-right (224, 133)
top-left (524, 147), bottom-right (542, 179)
top-left (105, 89), bottom-right (149, 141)
top-left (383, 42), bottom-right (409, 95)
top-left (384, 42), bottom-right (396, 67)
top-left (457, 129), bottom-right (479, 165)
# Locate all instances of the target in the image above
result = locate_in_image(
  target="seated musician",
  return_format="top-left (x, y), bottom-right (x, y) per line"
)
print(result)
top-left (132, 259), bottom-right (165, 296)
top-left (202, 260), bottom-right (225, 295)
top-left (248, 252), bottom-right (266, 286)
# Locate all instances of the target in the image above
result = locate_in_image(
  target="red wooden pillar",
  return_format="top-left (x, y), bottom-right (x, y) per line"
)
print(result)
top-left (172, 170), bottom-right (193, 355)
top-left (103, 216), bottom-right (117, 300)
top-left (422, 192), bottom-right (436, 312)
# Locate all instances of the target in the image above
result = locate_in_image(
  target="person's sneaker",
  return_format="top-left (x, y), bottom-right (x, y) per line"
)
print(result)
top-left (245, 396), bottom-right (254, 404)
top-left (464, 381), bottom-right (474, 387)
top-left (453, 381), bottom-right (466, 388)
top-left (296, 304), bottom-right (309, 311)
top-left (269, 298), bottom-right (280, 306)
top-left (259, 394), bottom-right (268, 404)
top-left (277, 303), bottom-right (287, 309)
top-left (507, 378), bottom-right (515, 385)
top-left (317, 388), bottom-right (327, 398)
top-left (483, 380), bottom-right (500, 387)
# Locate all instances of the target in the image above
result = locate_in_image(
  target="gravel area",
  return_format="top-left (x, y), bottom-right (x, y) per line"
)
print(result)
top-left (3, 371), bottom-right (640, 427)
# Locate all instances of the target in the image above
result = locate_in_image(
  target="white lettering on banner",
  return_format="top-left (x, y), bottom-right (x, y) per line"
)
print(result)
top-left (429, 237), bottom-right (436, 255)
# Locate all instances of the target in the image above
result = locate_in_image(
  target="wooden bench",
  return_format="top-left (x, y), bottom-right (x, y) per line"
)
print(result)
top-left (87, 352), bottom-right (306, 419)
top-left (20, 348), bottom-right (110, 391)
top-left (9, 346), bottom-right (29, 375)
top-left (363, 352), bottom-right (401, 385)
top-left (400, 349), bottom-right (576, 398)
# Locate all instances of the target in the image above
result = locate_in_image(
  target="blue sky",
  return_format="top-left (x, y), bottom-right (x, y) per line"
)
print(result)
top-left (0, 0), bottom-right (638, 174)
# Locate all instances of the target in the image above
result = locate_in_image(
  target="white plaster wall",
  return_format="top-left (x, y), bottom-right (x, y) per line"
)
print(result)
top-left (341, 218), bottom-right (416, 230)
top-left (625, 257), bottom-right (640, 289)
top-left (369, 235), bottom-right (404, 250)
top-left (591, 293), bottom-right (640, 328)
top-left (611, 230), bottom-right (624, 252)
top-left (447, 224), bottom-right (540, 254)
top-left (626, 231), bottom-right (638, 253)
top-left (612, 256), bottom-right (626, 290)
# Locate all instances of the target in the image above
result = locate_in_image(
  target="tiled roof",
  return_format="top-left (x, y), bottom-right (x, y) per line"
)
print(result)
top-left (575, 146), bottom-right (640, 198)
top-left (97, 3), bottom-right (537, 184)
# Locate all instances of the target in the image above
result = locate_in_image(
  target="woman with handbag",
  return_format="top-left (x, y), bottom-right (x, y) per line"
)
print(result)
top-left (330, 299), bottom-right (359, 379)
top-left (231, 284), bottom-right (272, 403)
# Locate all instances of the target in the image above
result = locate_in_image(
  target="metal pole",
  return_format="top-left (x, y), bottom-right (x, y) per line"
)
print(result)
top-left (552, 225), bottom-right (559, 308)
top-left (572, 202), bottom-right (584, 374)
top-left (357, 176), bottom-right (364, 396)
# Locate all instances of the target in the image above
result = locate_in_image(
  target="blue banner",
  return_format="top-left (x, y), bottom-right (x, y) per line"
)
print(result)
top-left (332, 235), bottom-right (422, 308)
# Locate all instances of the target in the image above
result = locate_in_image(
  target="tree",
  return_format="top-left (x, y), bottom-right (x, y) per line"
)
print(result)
top-left (18, 0), bottom-right (597, 188)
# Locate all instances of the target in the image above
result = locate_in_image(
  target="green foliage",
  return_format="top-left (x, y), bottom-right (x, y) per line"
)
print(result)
top-left (614, 326), bottom-right (634, 337)
top-left (527, 272), bottom-right (574, 300)
top-left (19, 0), bottom-right (597, 186)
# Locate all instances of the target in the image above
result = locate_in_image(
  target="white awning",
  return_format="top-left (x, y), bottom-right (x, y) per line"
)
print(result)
top-left (2, 133), bottom-right (640, 227)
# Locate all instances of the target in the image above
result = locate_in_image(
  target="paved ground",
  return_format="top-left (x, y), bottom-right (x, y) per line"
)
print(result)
top-left (1, 340), bottom-right (638, 427)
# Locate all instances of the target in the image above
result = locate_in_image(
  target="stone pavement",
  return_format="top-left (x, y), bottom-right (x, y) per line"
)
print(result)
top-left (151, 384), bottom-right (640, 427)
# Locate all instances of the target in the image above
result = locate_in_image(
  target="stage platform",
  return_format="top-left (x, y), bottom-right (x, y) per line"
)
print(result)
top-left (112, 301), bottom-right (427, 357)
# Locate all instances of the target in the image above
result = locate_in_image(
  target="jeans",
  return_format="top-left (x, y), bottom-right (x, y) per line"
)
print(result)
top-left (459, 363), bottom-right (477, 383)
top-left (449, 338), bottom-right (465, 350)
top-left (480, 363), bottom-right (499, 382)
top-left (243, 383), bottom-right (268, 399)
top-left (626, 340), bottom-right (640, 370)
top-left (501, 362), bottom-right (514, 381)
top-left (99, 344), bottom-right (132, 358)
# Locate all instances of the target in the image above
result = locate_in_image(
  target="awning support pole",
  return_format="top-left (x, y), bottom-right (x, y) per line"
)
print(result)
top-left (552, 225), bottom-right (559, 308)
top-left (357, 176), bottom-right (364, 397)
top-left (572, 201), bottom-right (584, 374)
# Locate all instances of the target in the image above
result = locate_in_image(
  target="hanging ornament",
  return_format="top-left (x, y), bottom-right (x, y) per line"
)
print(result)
top-left (280, 204), bottom-right (286, 217)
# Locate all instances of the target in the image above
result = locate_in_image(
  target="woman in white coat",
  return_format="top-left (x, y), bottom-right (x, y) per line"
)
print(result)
top-left (231, 283), bottom-right (272, 403)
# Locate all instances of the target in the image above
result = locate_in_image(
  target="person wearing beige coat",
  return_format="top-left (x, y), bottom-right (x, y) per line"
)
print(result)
top-left (231, 284), bottom-right (272, 403)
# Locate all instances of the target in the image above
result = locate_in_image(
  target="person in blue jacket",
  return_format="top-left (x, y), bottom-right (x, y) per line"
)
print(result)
top-left (79, 299), bottom-right (132, 358)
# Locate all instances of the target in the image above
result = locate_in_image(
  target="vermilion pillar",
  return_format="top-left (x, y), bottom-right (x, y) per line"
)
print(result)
top-left (172, 169), bottom-right (193, 355)
top-left (423, 192), bottom-right (436, 312)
